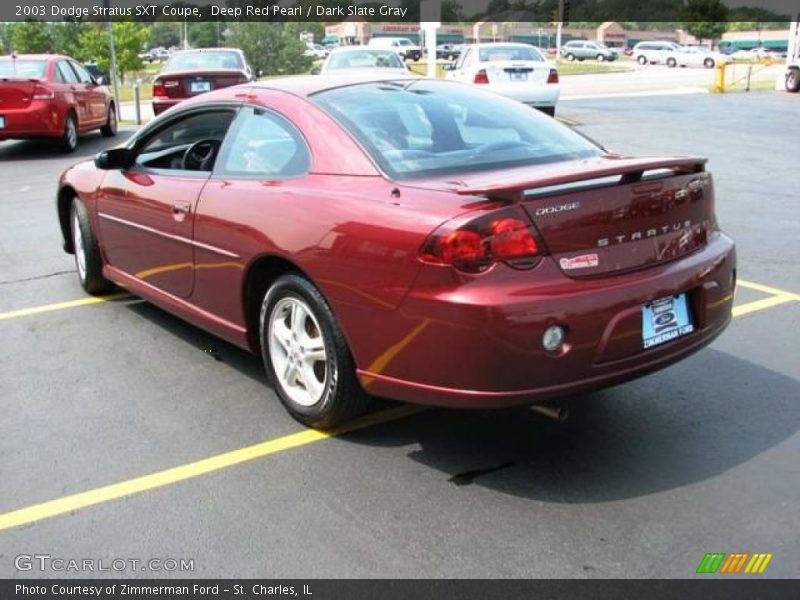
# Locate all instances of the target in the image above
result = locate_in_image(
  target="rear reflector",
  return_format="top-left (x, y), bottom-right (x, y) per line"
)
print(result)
top-left (547, 69), bottom-right (559, 84)
top-left (473, 69), bottom-right (489, 84)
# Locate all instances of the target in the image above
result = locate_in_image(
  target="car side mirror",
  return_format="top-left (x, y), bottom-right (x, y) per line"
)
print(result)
top-left (310, 67), bottom-right (321, 75)
top-left (95, 148), bottom-right (133, 170)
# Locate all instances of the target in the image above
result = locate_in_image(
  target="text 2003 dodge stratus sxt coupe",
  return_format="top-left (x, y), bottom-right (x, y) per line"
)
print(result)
top-left (57, 76), bottom-right (736, 429)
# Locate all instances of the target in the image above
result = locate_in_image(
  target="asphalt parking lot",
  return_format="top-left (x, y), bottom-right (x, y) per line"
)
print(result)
top-left (1, 90), bottom-right (798, 578)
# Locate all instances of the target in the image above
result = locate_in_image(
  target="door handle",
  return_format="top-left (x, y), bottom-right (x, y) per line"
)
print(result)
top-left (172, 202), bottom-right (191, 220)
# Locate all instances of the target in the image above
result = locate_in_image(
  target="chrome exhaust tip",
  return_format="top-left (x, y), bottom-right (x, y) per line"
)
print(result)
top-left (530, 403), bottom-right (569, 423)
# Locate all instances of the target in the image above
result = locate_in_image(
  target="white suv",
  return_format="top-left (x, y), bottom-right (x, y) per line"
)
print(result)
top-left (633, 41), bottom-right (682, 66)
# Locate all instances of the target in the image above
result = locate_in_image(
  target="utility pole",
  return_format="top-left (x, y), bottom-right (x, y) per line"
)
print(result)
top-left (103, 0), bottom-right (120, 119)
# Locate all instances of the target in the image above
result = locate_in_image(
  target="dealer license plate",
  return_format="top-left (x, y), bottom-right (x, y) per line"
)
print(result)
top-left (642, 294), bottom-right (694, 349)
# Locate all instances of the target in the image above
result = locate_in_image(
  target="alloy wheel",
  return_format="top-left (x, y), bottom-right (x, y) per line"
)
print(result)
top-left (268, 297), bottom-right (329, 407)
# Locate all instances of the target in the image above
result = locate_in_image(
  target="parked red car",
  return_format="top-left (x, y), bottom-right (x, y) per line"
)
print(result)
top-left (152, 48), bottom-right (257, 116)
top-left (0, 54), bottom-right (116, 152)
top-left (57, 76), bottom-right (736, 429)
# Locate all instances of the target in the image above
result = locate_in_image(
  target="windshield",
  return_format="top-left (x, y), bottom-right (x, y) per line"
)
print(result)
top-left (398, 40), bottom-right (413, 47)
top-left (327, 50), bottom-right (405, 70)
top-left (478, 46), bottom-right (544, 62)
top-left (312, 81), bottom-right (602, 180)
top-left (0, 59), bottom-right (47, 79)
top-left (165, 51), bottom-right (243, 72)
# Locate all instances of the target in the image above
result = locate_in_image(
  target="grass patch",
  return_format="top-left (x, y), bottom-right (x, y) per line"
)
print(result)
top-left (709, 79), bottom-right (777, 93)
top-left (117, 84), bottom-right (153, 103)
top-left (556, 62), bottom-right (630, 75)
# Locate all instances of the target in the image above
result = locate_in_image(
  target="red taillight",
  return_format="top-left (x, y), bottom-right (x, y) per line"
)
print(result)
top-left (489, 218), bottom-right (539, 259)
top-left (153, 81), bottom-right (167, 97)
top-left (547, 69), bottom-right (559, 84)
top-left (473, 69), bottom-right (489, 84)
top-left (32, 84), bottom-right (54, 100)
top-left (420, 208), bottom-right (544, 273)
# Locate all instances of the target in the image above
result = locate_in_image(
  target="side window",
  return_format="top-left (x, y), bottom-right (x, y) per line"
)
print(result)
top-left (217, 107), bottom-right (310, 178)
top-left (135, 110), bottom-right (236, 171)
top-left (56, 61), bottom-right (78, 83)
top-left (70, 62), bottom-right (93, 84)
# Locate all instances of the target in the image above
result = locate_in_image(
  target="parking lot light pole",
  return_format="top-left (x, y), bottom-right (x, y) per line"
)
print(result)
top-left (103, 0), bottom-right (120, 119)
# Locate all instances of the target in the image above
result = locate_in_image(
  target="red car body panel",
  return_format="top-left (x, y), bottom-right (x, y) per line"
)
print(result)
top-left (58, 79), bottom-right (736, 409)
top-left (0, 54), bottom-right (112, 141)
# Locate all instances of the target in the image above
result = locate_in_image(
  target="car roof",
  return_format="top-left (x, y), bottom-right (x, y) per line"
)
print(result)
top-left (250, 74), bottom-right (421, 97)
top-left (170, 48), bottom-right (241, 55)
top-left (329, 47), bottom-right (398, 54)
top-left (1, 54), bottom-right (68, 61)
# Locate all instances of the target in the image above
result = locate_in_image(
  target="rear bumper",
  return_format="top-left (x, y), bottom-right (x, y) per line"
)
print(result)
top-left (356, 232), bottom-right (736, 408)
top-left (0, 103), bottom-right (62, 140)
top-left (152, 98), bottom-right (183, 115)
top-left (486, 84), bottom-right (560, 107)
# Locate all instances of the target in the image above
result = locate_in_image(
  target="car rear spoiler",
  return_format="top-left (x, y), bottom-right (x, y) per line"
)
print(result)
top-left (454, 156), bottom-right (707, 198)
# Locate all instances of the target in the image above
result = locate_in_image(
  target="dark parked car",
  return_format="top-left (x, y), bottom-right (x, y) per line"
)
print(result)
top-left (152, 48), bottom-right (257, 115)
top-left (1, 53), bottom-right (116, 151)
top-left (57, 76), bottom-right (735, 429)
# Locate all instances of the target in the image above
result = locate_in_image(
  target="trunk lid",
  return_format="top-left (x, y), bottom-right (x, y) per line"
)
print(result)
top-left (451, 155), bottom-right (715, 277)
top-left (482, 60), bottom-right (550, 85)
top-left (155, 69), bottom-right (248, 99)
top-left (0, 79), bottom-right (39, 109)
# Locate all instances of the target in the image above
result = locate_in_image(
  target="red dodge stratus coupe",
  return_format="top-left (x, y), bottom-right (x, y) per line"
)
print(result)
top-left (56, 76), bottom-right (736, 429)
top-left (1, 54), bottom-right (117, 152)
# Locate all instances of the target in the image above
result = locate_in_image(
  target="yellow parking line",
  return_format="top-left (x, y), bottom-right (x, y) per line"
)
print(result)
top-left (0, 293), bottom-right (131, 321)
top-left (732, 295), bottom-right (797, 318)
top-left (0, 404), bottom-right (426, 533)
top-left (738, 279), bottom-right (800, 301)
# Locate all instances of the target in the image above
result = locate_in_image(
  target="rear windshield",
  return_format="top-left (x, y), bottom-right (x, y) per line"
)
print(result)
top-left (165, 51), bottom-right (243, 72)
top-left (479, 46), bottom-right (544, 62)
top-left (0, 59), bottom-right (47, 79)
top-left (327, 50), bottom-right (404, 70)
top-left (312, 81), bottom-right (602, 180)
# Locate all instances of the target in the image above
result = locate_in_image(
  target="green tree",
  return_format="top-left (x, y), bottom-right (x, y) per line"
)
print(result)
top-left (149, 22), bottom-right (181, 49)
top-left (52, 21), bottom-right (88, 56)
top-left (188, 22), bottom-right (220, 48)
top-left (0, 23), bottom-right (12, 53)
top-left (227, 22), bottom-right (312, 77)
top-left (10, 21), bottom-right (54, 54)
top-left (681, 0), bottom-right (730, 44)
top-left (77, 22), bottom-right (150, 84)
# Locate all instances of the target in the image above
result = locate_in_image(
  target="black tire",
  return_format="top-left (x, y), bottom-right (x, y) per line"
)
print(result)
top-left (667, 57), bottom-right (677, 68)
top-left (597, 54), bottom-right (605, 62)
top-left (260, 273), bottom-right (370, 429)
top-left (70, 198), bottom-right (114, 295)
top-left (704, 58), bottom-right (715, 69)
top-left (566, 53), bottom-right (575, 62)
top-left (61, 113), bottom-right (78, 153)
top-left (786, 68), bottom-right (800, 93)
top-left (637, 55), bottom-right (647, 65)
top-left (100, 105), bottom-right (117, 137)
